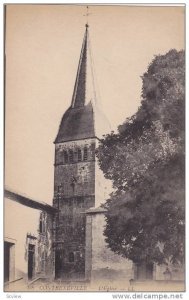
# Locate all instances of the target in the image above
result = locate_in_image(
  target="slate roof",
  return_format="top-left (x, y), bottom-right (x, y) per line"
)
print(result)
top-left (5, 189), bottom-right (57, 215)
top-left (54, 102), bottom-right (95, 143)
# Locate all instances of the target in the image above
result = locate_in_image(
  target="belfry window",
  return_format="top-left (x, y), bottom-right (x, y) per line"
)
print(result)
top-left (84, 147), bottom-right (88, 161)
top-left (63, 151), bottom-right (68, 164)
top-left (69, 150), bottom-right (74, 163)
top-left (78, 149), bottom-right (82, 161)
top-left (91, 143), bottom-right (96, 160)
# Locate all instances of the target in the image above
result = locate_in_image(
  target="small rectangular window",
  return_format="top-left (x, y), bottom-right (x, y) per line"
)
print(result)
top-left (39, 219), bottom-right (42, 233)
top-left (39, 213), bottom-right (43, 233)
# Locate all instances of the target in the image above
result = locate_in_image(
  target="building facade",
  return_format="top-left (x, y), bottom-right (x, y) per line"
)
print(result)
top-left (4, 190), bottom-right (56, 291)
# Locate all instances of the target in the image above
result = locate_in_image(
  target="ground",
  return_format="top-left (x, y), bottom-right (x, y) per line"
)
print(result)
top-left (4, 278), bottom-right (185, 292)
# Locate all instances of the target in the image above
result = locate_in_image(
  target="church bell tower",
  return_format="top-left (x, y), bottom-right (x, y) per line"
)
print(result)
top-left (53, 24), bottom-right (110, 280)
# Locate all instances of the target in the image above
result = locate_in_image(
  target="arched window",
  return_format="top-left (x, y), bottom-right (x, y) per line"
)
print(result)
top-left (83, 147), bottom-right (88, 161)
top-left (78, 148), bottom-right (82, 161)
top-left (91, 143), bottom-right (96, 160)
top-left (68, 252), bottom-right (74, 263)
top-left (63, 150), bottom-right (68, 164)
top-left (63, 182), bottom-right (68, 196)
top-left (69, 150), bottom-right (74, 163)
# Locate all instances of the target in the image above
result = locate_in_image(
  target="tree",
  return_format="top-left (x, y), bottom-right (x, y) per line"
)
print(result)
top-left (96, 49), bottom-right (185, 266)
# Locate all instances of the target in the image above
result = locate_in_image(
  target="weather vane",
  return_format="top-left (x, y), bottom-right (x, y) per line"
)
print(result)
top-left (83, 6), bottom-right (91, 27)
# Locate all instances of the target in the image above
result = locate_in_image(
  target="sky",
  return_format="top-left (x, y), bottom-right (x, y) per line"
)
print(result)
top-left (5, 4), bottom-right (185, 204)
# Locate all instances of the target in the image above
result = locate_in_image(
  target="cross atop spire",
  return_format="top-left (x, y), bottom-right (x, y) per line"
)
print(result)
top-left (83, 6), bottom-right (91, 27)
top-left (71, 18), bottom-right (96, 109)
top-left (70, 6), bottom-right (96, 108)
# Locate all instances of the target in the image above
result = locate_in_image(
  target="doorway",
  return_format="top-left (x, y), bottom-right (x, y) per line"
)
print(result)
top-left (136, 262), bottom-right (153, 280)
top-left (55, 249), bottom-right (63, 279)
top-left (28, 244), bottom-right (35, 280)
top-left (4, 241), bottom-right (15, 283)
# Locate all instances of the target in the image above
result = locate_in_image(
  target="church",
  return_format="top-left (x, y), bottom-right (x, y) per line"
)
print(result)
top-left (4, 22), bottom-right (184, 292)
top-left (52, 23), bottom-right (134, 284)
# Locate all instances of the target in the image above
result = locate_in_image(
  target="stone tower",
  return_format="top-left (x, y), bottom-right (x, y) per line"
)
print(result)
top-left (53, 24), bottom-right (110, 280)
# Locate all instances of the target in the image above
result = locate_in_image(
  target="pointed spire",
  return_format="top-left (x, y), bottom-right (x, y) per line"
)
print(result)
top-left (54, 23), bottom-right (111, 144)
top-left (71, 25), bottom-right (89, 108)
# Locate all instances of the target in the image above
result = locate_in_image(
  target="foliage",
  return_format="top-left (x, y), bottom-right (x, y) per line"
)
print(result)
top-left (97, 49), bottom-right (185, 265)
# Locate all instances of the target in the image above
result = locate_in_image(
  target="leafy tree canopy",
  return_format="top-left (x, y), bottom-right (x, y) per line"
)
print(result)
top-left (97, 49), bottom-right (185, 265)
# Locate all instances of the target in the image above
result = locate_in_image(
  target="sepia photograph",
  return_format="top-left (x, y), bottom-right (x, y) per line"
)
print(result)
top-left (4, 4), bottom-right (185, 294)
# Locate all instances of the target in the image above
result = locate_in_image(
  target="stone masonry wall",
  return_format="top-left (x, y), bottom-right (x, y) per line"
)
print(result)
top-left (53, 138), bottom-right (97, 279)
top-left (85, 212), bottom-right (134, 285)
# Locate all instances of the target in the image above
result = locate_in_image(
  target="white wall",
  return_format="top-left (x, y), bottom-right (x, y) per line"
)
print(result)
top-left (85, 212), bottom-right (133, 288)
top-left (95, 139), bottom-right (113, 207)
top-left (4, 198), bottom-right (41, 280)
